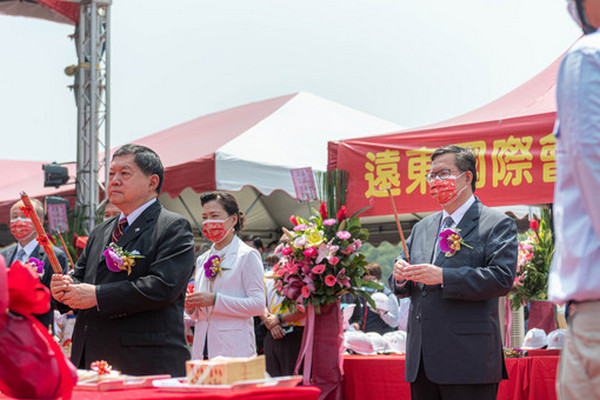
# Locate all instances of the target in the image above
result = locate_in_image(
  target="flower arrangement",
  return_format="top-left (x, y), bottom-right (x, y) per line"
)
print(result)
top-left (438, 228), bottom-right (472, 257)
top-left (203, 255), bottom-right (229, 281)
top-left (272, 202), bottom-right (379, 314)
top-left (509, 209), bottom-right (554, 310)
top-left (103, 243), bottom-right (144, 275)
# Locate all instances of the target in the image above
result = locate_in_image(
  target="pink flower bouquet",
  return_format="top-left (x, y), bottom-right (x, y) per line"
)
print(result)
top-left (272, 202), bottom-right (378, 314)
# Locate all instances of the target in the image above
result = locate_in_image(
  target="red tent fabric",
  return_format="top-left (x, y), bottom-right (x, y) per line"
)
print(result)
top-left (328, 52), bottom-right (565, 218)
top-left (36, 0), bottom-right (78, 24)
top-left (0, 0), bottom-right (78, 25)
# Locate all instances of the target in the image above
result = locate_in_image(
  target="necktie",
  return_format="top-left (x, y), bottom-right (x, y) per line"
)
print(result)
top-left (16, 248), bottom-right (27, 262)
top-left (433, 216), bottom-right (454, 262)
top-left (112, 217), bottom-right (128, 243)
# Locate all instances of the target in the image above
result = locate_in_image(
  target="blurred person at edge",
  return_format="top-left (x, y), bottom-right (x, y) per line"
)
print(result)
top-left (390, 145), bottom-right (517, 400)
top-left (1, 198), bottom-right (69, 331)
top-left (548, 2), bottom-right (600, 398)
top-left (350, 263), bottom-right (399, 334)
top-left (186, 192), bottom-right (265, 359)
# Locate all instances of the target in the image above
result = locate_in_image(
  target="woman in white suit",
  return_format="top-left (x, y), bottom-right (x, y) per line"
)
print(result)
top-left (185, 192), bottom-right (266, 360)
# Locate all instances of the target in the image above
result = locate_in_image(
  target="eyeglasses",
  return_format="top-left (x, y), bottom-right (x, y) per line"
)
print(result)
top-left (425, 169), bottom-right (458, 183)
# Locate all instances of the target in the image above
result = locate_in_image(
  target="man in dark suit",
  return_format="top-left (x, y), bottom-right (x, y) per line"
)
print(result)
top-left (390, 145), bottom-right (517, 400)
top-left (51, 144), bottom-right (195, 377)
top-left (1, 198), bottom-right (69, 331)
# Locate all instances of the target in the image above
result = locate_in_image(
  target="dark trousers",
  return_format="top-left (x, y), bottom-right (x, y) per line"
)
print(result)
top-left (264, 326), bottom-right (304, 377)
top-left (411, 354), bottom-right (499, 400)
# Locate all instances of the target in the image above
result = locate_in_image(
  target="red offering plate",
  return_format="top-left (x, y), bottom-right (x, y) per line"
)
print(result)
top-left (76, 374), bottom-right (171, 391)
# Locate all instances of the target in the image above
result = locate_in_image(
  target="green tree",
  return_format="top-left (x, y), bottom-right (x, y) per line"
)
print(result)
top-left (359, 241), bottom-right (401, 289)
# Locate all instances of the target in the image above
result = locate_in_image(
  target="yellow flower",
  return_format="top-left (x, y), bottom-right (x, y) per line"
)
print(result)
top-left (122, 256), bottom-right (138, 275)
top-left (305, 228), bottom-right (325, 247)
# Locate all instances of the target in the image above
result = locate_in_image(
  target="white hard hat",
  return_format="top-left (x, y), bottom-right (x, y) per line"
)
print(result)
top-left (369, 292), bottom-right (389, 313)
top-left (365, 332), bottom-right (387, 353)
top-left (547, 329), bottom-right (566, 350)
top-left (383, 331), bottom-right (407, 354)
top-left (522, 328), bottom-right (548, 350)
top-left (344, 331), bottom-right (375, 355)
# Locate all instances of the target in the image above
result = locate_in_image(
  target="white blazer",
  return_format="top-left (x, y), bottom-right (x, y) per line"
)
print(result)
top-left (190, 235), bottom-right (266, 360)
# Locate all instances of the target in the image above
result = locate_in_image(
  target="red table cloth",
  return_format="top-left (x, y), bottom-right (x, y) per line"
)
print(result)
top-left (0, 386), bottom-right (320, 400)
top-left (343, 354), bottom-right (559, 400)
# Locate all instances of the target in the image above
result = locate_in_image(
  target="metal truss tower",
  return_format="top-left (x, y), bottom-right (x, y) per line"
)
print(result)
top-left (73, 0), bottom-right (111, 234)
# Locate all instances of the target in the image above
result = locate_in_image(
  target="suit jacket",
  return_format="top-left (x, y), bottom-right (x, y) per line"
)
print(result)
top-left (190, 235), bottom-right (265, 359)
top-left (65, 201), bottom-right (195, 376)
top-left (1, 243), bottom-right (69, 329)
top-left (389, 198), bottom-right (517, 385)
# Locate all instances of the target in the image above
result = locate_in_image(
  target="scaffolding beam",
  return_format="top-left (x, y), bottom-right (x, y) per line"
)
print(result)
top-left (73, 0), bottom-right (111, 234)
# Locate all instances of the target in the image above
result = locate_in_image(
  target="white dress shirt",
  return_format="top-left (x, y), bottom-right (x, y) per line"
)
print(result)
top-left (440, 195), bottom-right (475, 230)
top-left (15, 239), bottom-right (39, 262)
top-left (549, 32), bottom-right (600, 304)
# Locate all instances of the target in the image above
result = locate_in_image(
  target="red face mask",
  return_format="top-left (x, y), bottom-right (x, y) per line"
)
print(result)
top-left (202, 217), bottom-right (233, 244)
top-left (10, 218), bottom-right (35, 241)
top-left (429, 173), bottom-right (466, 206)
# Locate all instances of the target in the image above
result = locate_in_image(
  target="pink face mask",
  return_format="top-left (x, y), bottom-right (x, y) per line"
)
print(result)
top-left (10, 218), bottom-right (35, 241)
top-left (202, 217), bottom-right (233, 244)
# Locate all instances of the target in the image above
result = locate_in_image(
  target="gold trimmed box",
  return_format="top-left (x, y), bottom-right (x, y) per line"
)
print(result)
top-left (186, 355), bottom-right (266, 385)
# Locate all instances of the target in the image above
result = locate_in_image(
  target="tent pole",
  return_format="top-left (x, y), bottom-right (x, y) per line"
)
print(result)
top-left (178, 195), bottom-right (203, 232)
top-left (245, 193), bottom-right (263, 216)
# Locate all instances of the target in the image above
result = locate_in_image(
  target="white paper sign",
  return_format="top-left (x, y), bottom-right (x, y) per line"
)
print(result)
top-left (290, 167), bottom-right (318, 202)
top-left (47, 203), bottom-right (69, 233)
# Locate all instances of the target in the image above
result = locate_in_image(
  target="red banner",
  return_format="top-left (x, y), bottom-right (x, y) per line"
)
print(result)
top-left (329, 113), bottom-right (556, 217)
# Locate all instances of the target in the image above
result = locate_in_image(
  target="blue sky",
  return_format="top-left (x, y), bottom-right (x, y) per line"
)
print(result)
top-left (0, 0), bottom-right (581, 162)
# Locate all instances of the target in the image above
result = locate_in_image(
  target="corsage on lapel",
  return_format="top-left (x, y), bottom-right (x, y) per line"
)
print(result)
top-left (26, 257), bottom-right (44, 275)
top-left (439, 228), bottom-right (472, 257)
top-left (204, 255), bottom-right (229, 281)
top-left (103, 243), bottom-right (144, 275)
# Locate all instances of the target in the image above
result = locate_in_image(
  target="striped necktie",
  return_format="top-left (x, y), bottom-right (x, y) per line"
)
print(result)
top-left (112, 217), bottom-right (128, 243)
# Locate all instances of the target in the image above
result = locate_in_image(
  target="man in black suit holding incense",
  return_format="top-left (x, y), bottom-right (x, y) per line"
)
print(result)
top-left (391, 145), bottom-right (518, 400)
top-left (52, 144), bottom-right (195, 376)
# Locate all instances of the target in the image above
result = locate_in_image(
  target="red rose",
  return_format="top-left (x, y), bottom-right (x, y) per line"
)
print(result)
top-left (529, 218), bottom-right (539, 232)
top-left (289, 215), bottom-right (298, 225)
top-left (319, 202), bottom-right (328, 220)
top-left (337, 205), bottom-right (347, 222)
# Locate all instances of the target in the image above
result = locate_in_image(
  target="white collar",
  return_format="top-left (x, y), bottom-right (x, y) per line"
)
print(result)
top-left (119, 198), bottom-right (157, 226)
top-left (210, 235), bottom-right (238, 258)
top-left (442, 195), bottom-right (475, 227)
top-left (17, 238), bottom-right (39, 259)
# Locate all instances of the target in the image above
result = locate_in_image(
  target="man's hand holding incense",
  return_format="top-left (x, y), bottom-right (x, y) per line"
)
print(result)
top-left (51, 273), bottom-right (73, 302)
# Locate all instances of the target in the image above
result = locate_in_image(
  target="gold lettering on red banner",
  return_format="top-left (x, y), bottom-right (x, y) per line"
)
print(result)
top-left (539, 133), bottom-right (556, 183)
top-left (364, 150), bottom-right (401, 198)
top-left (406, 148), bottom-right (434, 194)
top-left (457, 141), bottom-right (487, 189)
top-left (492, 135), bottom-right (533, 187)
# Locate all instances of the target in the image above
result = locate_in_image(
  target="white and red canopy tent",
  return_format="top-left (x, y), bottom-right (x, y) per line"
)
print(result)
top-left (328, 53), bottom-right (563, 243)
top-left (0, 93), bottom-right (401, 240)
